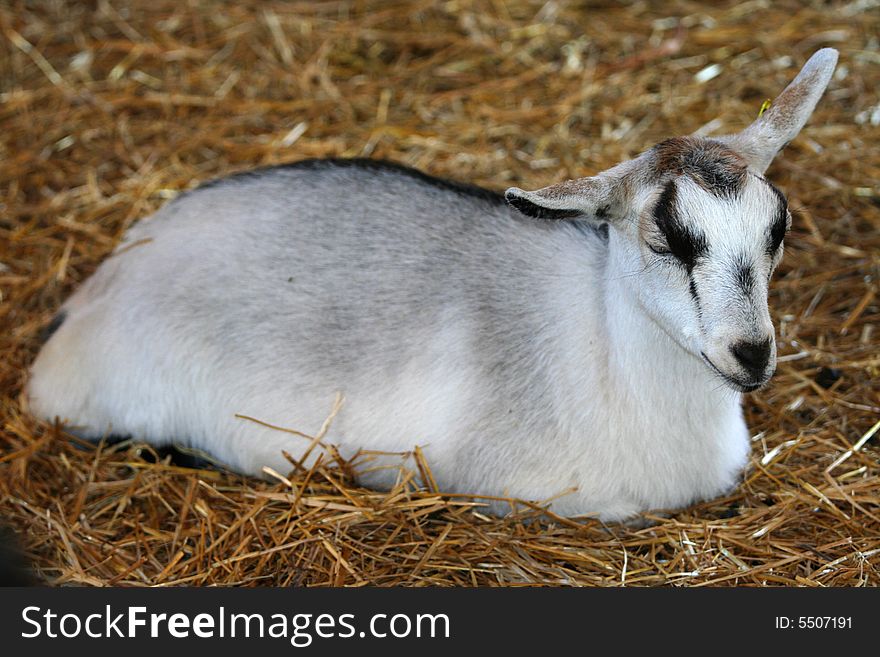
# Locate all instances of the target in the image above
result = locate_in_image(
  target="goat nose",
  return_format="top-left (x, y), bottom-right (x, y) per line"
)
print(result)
top-left (730, 338), bottom-right (772, 377)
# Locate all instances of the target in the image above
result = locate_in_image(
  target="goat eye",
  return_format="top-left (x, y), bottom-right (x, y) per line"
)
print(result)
top-left (647, 242), bottom-right (671, 256)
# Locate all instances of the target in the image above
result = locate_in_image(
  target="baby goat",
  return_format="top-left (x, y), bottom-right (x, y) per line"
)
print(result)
top-left (27, 49), bottom-right (837, 521)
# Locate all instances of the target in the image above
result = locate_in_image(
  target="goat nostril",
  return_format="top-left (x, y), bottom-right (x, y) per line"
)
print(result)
top-left (730, 339), bottom-right (772, 374)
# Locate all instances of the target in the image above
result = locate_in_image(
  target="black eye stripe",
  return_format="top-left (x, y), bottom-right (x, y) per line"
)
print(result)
top-left (765, 181), bottom-right (789, 256)
top-left (769, 212), bottom-right (787, 255)
top-left (652, 181), bottom-right (708, 272)
top-left (689, 276), bottom-right (699, 302)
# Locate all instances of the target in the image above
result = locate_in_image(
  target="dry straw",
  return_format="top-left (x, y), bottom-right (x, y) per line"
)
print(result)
top-left (1, 0), bottom-right (878, 586)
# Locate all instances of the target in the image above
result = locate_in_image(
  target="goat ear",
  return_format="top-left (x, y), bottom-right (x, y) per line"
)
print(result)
top-left (505, 174), bottom-right (618, 221)
top-left (719, 48), bottom-right (838, 174)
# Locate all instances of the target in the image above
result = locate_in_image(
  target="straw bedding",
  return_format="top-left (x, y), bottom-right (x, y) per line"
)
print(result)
top-left (1, 0), bottom-right (878, 586)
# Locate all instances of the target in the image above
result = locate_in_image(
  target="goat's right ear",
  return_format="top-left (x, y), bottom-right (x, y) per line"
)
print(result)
top-left (505, 174), bottom-right (617, 221)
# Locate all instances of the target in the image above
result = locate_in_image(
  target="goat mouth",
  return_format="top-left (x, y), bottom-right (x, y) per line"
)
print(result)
top-left (700, 352), bottom-right (765, 393)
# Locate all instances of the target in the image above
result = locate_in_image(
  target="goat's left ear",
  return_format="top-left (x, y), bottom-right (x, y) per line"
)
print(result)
top-left (505, 171), bottom-right (621, 222)
top-left (720, 48), bottom-right (838, 174)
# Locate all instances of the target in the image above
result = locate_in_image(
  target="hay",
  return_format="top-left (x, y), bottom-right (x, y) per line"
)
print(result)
top-left (1, 0), bottom-right (878, 587)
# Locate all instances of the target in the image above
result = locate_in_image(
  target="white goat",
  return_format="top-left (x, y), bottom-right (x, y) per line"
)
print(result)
top-left (27, 49), bottom-right (837, 521)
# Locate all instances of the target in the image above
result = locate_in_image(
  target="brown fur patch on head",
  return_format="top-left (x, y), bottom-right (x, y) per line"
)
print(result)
top-left (652, 136), bottom-right (748, 197)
